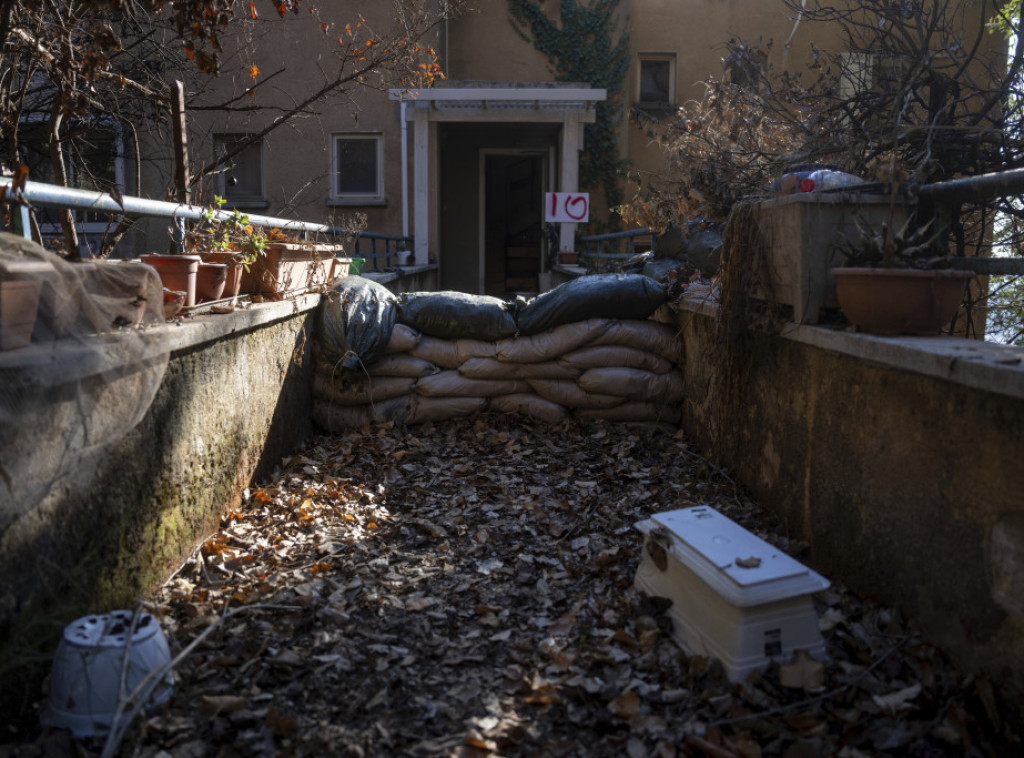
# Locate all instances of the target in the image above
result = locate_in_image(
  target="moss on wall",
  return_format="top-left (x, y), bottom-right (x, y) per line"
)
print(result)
top-left (0, 311), bottom-right (315, 731)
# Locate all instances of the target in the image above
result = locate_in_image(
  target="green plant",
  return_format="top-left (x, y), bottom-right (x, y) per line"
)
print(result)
top-left (508, 0), bottom-right (629, 228)
top-left (838, 217), bottom-right (949, 270)
top-left (193, 195), bottom-right (268, 270)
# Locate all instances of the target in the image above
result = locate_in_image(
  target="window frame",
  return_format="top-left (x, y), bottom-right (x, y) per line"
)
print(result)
top-left (329, 132), bottom-right (385, 206)
top-left (212, 133), bottom-right (266, 208)
top-left (636, 53), bottom-right (676, 109)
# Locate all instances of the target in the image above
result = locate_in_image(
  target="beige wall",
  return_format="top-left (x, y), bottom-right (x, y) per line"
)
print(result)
top-left (133, 1), bottom-right (1006, 257)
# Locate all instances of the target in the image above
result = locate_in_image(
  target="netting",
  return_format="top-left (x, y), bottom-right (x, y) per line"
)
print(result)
top-left (0, 232), bottom-right (170, 530)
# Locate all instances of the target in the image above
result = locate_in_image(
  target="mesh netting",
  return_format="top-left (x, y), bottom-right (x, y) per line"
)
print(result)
top-left (0, 232), bottom-right (169, 528)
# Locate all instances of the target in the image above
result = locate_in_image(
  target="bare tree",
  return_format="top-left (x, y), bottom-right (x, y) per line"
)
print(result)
top-left (0, 0), bottom-right (462, 258)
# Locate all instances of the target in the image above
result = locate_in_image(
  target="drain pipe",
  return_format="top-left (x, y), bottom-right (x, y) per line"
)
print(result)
top-left (401, 100), bottom-right (409, 240)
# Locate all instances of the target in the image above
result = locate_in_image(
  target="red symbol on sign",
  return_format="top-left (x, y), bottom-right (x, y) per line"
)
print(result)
top-left (564, 195), bottom-right (588, 220)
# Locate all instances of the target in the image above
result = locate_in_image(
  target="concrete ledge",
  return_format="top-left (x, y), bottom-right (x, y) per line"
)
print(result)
top-left (363, 265), bottom-right (438, 293)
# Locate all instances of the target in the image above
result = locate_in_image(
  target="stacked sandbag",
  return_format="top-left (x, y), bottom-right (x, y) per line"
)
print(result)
top-left (312, 316), bottom-right (684, 431)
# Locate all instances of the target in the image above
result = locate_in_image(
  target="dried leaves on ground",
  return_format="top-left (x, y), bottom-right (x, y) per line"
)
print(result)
top-left (23, 414), bottom-right (1021, 757)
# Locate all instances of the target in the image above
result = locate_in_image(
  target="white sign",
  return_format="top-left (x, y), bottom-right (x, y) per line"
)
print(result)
top-left (544, 192), bottom-right (589, 223)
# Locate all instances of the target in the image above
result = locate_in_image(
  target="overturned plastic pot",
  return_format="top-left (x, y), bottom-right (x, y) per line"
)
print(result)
top-left (41, 610), bottom-right (174, 738)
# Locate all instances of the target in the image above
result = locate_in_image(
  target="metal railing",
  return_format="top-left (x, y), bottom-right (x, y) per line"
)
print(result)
top-left (578, 228), bottom-right (656, 267)
top-left (0, 178), bottom-right (412, 269)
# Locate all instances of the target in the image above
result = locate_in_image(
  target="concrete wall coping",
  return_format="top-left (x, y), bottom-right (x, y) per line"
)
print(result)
top-left (363, 264), bottom-right (437, 286)
top-left (674, 293), bottom-right (1024, 401)
top-left (0, 294), bottom-right (321, 386)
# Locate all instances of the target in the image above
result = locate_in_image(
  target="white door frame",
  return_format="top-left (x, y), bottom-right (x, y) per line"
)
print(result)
top-left (477, 148), bottom-right (550, 295)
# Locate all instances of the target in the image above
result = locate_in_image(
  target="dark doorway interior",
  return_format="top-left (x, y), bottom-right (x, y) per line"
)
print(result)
top-left (484, 154), bottom-right (544, 297)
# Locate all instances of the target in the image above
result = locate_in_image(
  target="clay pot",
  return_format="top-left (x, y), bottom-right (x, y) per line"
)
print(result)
top-left (140, 254), bottom-right (201, 307)
top-left (200, 252), bottom-right (244, 298)
top-left (832, 267), bottom-right (974, 335)
top-left (196, 262), bottom-right (228, 303)
top-left (558, 251), bottom-right (580, 265)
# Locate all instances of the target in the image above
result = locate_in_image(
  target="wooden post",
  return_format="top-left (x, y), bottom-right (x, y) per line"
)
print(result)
top-left (171, 81), bottom-right (190, 205)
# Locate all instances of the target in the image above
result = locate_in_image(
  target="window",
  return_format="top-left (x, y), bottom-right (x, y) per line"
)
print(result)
top-left (17, 121), bottom-right (125, 227)
top-left (213, 134), bottom-right (264, 204)
top-left (723, 46), bottom-right (767, 93)
top-left (637, 54), bottom-right (675, 108)
top-left (330, 133), bottom-right (384, 203)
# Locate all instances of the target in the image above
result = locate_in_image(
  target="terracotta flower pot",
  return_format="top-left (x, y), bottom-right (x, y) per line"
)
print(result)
top-left (0, 278), bottom-right (42, 350)
top-left (196, 262), bottom-right (228, 303)
top-left (140, 254), bottom-right (201, 307)
top-left (832, 267), bottom-right (973, 335)
top-left (200, 252), bottom-right (244, 298)
top-left (240, 242), bottom-right (340, 297)
top-left (558, 251), bottom-right (580, 265)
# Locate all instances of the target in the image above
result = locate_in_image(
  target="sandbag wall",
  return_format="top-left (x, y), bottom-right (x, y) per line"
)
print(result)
top-left (313, 275), bottom-right (684, 430)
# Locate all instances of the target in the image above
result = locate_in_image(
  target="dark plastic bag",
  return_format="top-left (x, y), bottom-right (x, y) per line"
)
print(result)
top-left (397, 291), bottom-right (518, 341)
top-left (516, 274), bottom-right (667, 336)
top-left (319, 276), bottom-right (398, 369)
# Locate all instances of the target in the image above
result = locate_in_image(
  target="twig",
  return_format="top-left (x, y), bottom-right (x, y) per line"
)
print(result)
top-left (706, 634), bottom-right (911, 729)
top-left (100, 602), bottom-right (302, 758)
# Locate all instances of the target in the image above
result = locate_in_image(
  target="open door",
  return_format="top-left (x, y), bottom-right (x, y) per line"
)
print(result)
top-left (482, 152), bottom-right (546, 297)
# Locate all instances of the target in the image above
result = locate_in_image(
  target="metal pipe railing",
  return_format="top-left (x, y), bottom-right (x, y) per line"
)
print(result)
top-left (579, 228), bottom-right (656, 263)
top-left (0, 178), bottom-right (412, 267)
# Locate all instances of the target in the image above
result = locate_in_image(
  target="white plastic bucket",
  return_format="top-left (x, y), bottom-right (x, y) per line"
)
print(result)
top-left (41, 610), bottom-right (174, 737)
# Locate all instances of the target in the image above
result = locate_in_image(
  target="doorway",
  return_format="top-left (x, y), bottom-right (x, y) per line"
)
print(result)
top-left (480, 151), bottom-right (549, 297)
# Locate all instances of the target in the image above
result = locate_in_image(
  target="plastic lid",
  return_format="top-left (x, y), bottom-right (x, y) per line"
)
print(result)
top-left (637, 506), bottom-right (830, 607)
top-left (62, 610), bottom-right (160, 649)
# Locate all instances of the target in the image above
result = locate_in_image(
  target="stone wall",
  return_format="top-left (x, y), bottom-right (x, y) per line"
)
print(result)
top-left (665, 296), bottom-right (1024, 718)
top-left (0, 297), bottom-right (317, 725)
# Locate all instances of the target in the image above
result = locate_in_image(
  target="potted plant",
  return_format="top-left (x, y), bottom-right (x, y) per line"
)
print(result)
top-left (831, 218), bottom-right (974, 335)
top-left (193, 196), bottom-right (267, 299)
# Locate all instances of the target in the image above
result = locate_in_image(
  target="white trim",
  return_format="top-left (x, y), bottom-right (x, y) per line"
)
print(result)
top-left (390, 87), bottom-right (606, 103)
top-left (329, 132), bottom-right (384, 203)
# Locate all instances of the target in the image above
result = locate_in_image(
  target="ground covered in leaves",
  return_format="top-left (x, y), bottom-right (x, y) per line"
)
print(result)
top-left (21, 415), bottom-right (1023, 757)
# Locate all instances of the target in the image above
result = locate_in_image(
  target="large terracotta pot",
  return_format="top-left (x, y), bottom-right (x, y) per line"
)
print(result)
top-left (140, 254), bottom-right (201, 307)
top-left (240, 242), bottom-right (341, 297)
top-left (832, 267), bottom-right (974, 336)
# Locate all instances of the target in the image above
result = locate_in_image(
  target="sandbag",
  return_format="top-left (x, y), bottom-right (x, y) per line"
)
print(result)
top-left (589, 320), bottom-right (683, 361)
top-left (527, 379), bottom-right (625, 410)
top-left (578, 367), bottom-right (685, 404)
top-left (313, 396), bottom-right (410, 431)
top-left (415, 371), bottom-right (529, 398)
top-left (397, 291), bottom-right (518, 341)
top-left (490, 393), bottom-right (568, 424)
top-left (410, 336), bottom-right (497, 369)
top-left (312, 373), bottom-right (416, 406)
top-left (365, 354), bottom-right (441, 378)
top-left (459, 357), bottom-right (580, 381)
top-left (575, 402), bottom-right (681, 425)
top-left (318, 276), bottom-right (397, 369)
top-left (495, 318), bottom-right (613, 363)
top-left (383, 323), bottom-right (423, 354)
top-left (403, 395), bottom-right (487, 424)
top-left (516, 274), bottom-right (666, 336)
top-left (558, 345), bottom-right (672, 374)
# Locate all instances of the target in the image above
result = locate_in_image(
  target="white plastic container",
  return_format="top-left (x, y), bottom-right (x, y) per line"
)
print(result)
top-left (634, 506), bottom-right (829, 681)
top-left (41, 610), bottom-right (174, 737)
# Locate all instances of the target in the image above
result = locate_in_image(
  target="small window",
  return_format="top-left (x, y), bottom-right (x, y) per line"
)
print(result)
top-left (213, 134), bottom-right (264, 203)
top-left (638, 55), bottom-right (675, 107)
top-left (331, 133), bottom-right (383, 203)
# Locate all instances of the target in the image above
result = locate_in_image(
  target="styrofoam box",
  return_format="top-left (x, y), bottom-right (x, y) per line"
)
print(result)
top-left (634, 506), bottom-right (830, 681)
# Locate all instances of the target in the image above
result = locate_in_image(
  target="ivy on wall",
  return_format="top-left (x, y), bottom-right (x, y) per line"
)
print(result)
top-left (508, 0), bottom-right (629, 229)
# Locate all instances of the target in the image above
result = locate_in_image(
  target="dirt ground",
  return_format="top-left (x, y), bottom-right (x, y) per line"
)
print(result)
top-left (14, 414), bottom-right (1022, 757)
